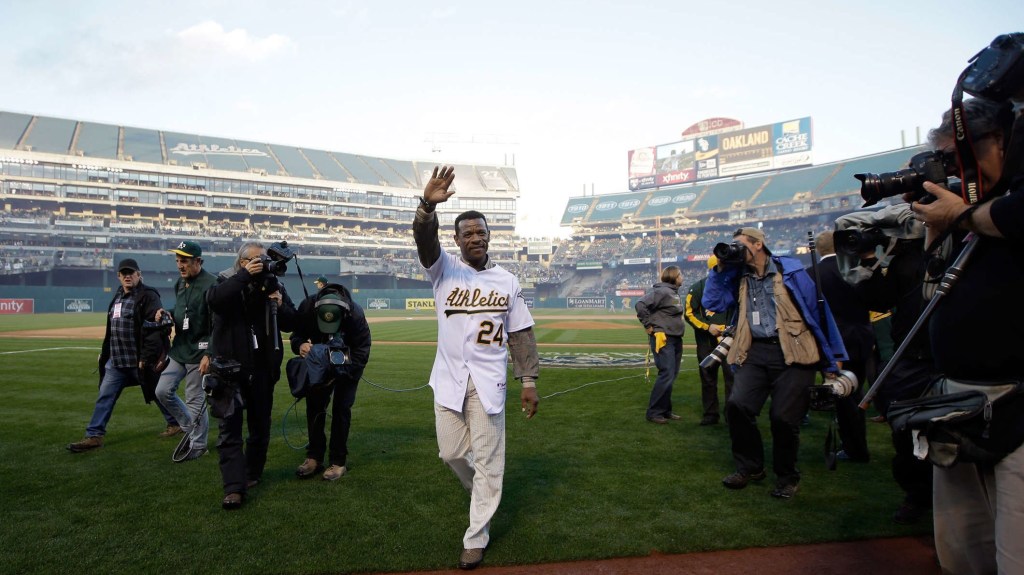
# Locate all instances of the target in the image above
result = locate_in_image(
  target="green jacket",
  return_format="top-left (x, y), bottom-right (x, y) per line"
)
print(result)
top-left (168, 268), bottom-right (217, 364)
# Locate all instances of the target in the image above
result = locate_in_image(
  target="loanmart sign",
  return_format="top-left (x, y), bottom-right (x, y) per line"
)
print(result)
top-left (627, 117), bottom-right (812, 190)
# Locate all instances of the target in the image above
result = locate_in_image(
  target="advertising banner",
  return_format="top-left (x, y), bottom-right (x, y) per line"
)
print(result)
top-left (527, 240), bottom-right (553, 255)
top-left (405, 298), bottom-right (435, 311)
top-left (0, 299), bottom-right (34, 314)
top-left (567, 297), bottom-right (606, 309)
top-left (655, 140), bottom-right (696, 186)
top-left (718, 126), bottom-right (774, 177)
top-left (64, 298), bottom-right (94, 313)
top-left (575, 261), bottom-right (603, 270)
top-left (366, 298), bottom-right (390, 310)
top-left (622, 258), bottom-right (652, 265)
top-left (615, 289), bottom-right (645, 297)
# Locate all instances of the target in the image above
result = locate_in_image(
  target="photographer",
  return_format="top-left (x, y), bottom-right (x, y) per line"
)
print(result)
top-left (835, 206), bottom-right (936, 524)
top-left (910, 96), bottom-right (1024, 573)
top-left (289, 282), bottom-right (371, 481)
top-left (206, 241), bottom-right (297, 510)
top-left (807, 231), bottom-right (873, 464)
top-left (702, 228), bottom-right (847, 499)
top-left (684, 255), bottom-right (734, 426)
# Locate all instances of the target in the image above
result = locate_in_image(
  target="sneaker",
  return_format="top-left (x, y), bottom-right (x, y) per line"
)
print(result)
top-left (159, 425), bottom-right (183, 438)
top-left (700, 417), bottom-right (720, 426)
top-left (222, 492), bottom-right (244, 510)
top-left (667, 413), bottom-right (682, 420)
top-left (182, 448), bottom-right (208, 462)
top-left (458, 547), bottom-right (485, 570)
top-left (721, 469), bottom-right (766, 490)
top-left (646, 416), bottom-right (668, 425)
top-left (322, 464), bottom-right (347, 481)
top-left (296, 458), bottom-right (323, 479)
top-left (892, 502), bottom-right (928, 524)
top-left (67, 436), bottom-right (104, 453)
top-left (771, 481), bottom-right (800, 499)
top-left (869, 414), bottom-right (887, 423)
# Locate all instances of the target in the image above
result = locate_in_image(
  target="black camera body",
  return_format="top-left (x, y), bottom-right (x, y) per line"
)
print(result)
top-left (962, 33), bottom-right (1024, 101)
top-left (202, 357), bottom-right (243, 399)
top-left (712, 241), bottom-right (747, 266)
top-left (854, 150), bottom-right (958, 207)
top-left (249, 241), bottom-right (297, 294)
top-left (834, 227), bottom-right (890, 257)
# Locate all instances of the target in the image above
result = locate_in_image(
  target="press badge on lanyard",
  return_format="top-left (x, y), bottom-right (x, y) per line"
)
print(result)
top-left (112, 302), bottom-right (122, 319)
top-left (182, 316), bottom-right (190, 331)
top-left (752, 311), bottom-right (761, 325)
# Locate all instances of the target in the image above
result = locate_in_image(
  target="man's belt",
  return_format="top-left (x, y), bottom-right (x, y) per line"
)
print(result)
top-left (752, 336), bottom-right (780, 344)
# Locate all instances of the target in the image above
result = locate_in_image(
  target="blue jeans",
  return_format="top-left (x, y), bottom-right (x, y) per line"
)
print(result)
top-left (86, 360), bottom-right (132, 437)
top-left (155, 358), bottom-right (209, 451)
top-left (647, 334), bottom-right (682, 419)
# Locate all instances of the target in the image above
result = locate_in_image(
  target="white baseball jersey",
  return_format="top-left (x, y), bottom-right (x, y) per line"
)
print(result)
top-left (426, 249), bottom-right (534, 415)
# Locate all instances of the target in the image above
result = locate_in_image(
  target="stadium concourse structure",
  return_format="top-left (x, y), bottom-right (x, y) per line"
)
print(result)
top-left (0, 109), bottom-right (923, 313)
top-left (556, 144), bottom-right (926, 304)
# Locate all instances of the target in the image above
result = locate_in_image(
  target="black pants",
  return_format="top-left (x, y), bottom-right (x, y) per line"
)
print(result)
top-left (696, 333), bottom-right (734, 422)
top-left (726, 341), bottom-right (816, 484)
top-left (305, 378), bottom-right (359, 467)
top-left (876, 357), bottom-right (936, 508)
top-left (834, 356), bottom-right (872, 461)
top-left (217, 371), bottom-right (276, 495)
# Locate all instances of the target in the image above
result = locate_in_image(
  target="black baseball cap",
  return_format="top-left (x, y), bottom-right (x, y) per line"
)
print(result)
top-left (117, 258), bottom-right (140, 273)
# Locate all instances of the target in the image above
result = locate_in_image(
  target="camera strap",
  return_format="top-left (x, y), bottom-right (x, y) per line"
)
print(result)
top-left (952, 69), bottom-right (986, 205)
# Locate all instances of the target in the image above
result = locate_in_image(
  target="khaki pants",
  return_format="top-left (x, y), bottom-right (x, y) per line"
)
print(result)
top-left (933, 443), bottom-right (1024, 574)
top-left (434, 378), bottom-right (506, 549)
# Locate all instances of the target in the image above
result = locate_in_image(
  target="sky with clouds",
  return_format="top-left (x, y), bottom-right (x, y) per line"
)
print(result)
top-left (1, 1), bottom-right (1021, 237)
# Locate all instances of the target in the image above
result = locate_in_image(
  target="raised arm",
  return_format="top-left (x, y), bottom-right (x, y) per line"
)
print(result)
top-left (412, 165), bottom-right (456, 268)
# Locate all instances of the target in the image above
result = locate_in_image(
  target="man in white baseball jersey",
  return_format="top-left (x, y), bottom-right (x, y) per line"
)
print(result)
top-left (413, 165), bottom-right (540, 571)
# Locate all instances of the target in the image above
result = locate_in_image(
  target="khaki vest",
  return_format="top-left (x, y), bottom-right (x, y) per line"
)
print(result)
top-left (727, 271), bottom-right (820, 367)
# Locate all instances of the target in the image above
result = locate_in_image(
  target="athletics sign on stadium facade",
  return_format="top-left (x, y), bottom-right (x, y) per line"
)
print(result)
top-left (627, 117), bottom-right (813, 190)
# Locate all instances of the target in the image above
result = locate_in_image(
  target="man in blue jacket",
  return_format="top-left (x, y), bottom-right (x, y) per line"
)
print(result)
top-left (703, 228), bottom-right (847, 499)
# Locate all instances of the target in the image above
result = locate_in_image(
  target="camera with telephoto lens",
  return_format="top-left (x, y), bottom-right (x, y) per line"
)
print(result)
top-left (833, 227), bottom-right (890, 257)
top-left (712, 241), bottom-right (747, 266)
top-left (809, 370), bottom-right (859, 411)
top-left (699, 330), bottom-right (734, 369)
top-left (854, 150), bottom-right (959, 208)
top-left (202, 357), bottom-right (242, 399)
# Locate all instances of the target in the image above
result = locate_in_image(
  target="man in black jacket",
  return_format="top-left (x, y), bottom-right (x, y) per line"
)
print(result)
top-left (290, 283), bottom-right (371, 481)
top-left (808, 231), bottom-right (874, 463)
top-left (68, 258), bottom-right (174, 452)
top-left (206, 242), bottom-right (297, 509)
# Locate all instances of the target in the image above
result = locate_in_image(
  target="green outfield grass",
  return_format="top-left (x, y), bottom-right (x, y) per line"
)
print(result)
top-left (0, 322), bottom-right (927, 574)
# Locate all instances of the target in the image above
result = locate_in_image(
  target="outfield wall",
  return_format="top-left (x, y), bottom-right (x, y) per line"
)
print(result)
top-left (0, 286), bottom-right (625, 313)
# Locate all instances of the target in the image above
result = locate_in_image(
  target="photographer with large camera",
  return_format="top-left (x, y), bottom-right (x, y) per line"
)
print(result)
top-left (905, 91), bottom-right (1024, 572)
top-left (684, 255), bottom-right (734, 426)
top-left (206, 241), bottom-right (297, 510)
top-left (702, 228), bottom-right (847, 499)
top-left (67, 259), bottom-right (177, 453)
top-left (289, 281), bottom-right (371, 481)
top-left (806, 231), bottom-right (874, 464)
top-left (835, 206), bottom-right (937, 525)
